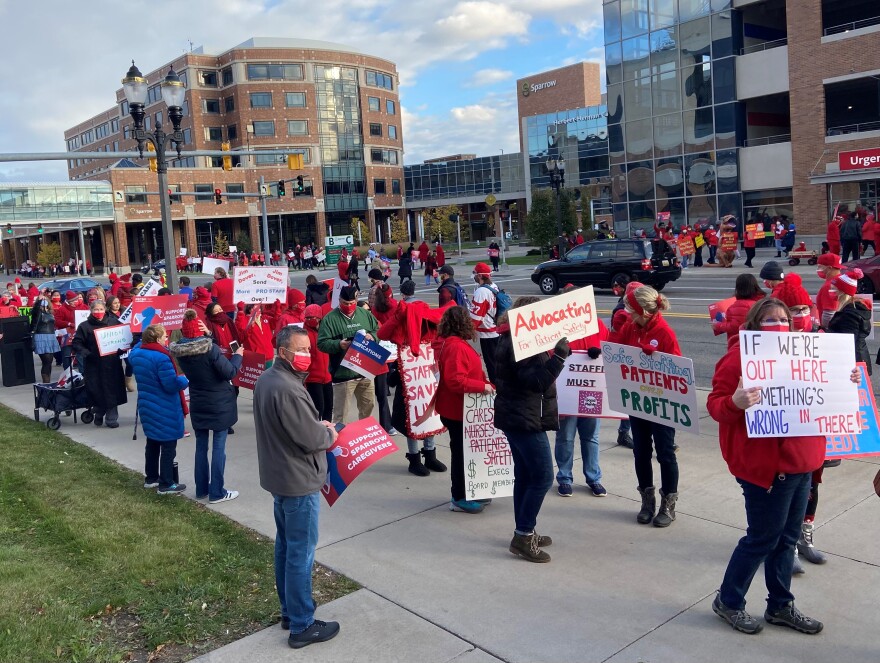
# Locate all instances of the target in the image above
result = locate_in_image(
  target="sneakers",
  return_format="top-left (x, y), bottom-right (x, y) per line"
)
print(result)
top-left (712, 595), bottom-right (763, 634)
top-left (209, 490), bottom-right (239, 504)
top-left (616, 431), bottom-right (634, 449)
top-left (288, 619), bottom-right (340, 649)
top-left (143, 481), bottom-right (159, 489)
top-left (449, 498), bottom-right (484, 514)
top-left (509, 532), bottom-right (551, 563)
top-left (557, 483), bottom-right (573, 497)
top-left (588, 482), bottom-right (607, 497)
top-left (797, 522), bottom-right (827, 565)
top-left (387, 427), bottom-right (398, 435)
top-left (157, 483), bottom-right (186, 495)
top-left (764, 602), bottom-right (823, 634)
top-left (792, 547), bottom-right (806, 575)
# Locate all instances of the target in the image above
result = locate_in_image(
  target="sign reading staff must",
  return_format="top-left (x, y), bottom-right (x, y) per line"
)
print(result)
top-left (602, 342), bottom-right (699, 434)
top-left (739, 330), bottom-right (859, 438)
top-left (510, 286), bottom-right (598, 361)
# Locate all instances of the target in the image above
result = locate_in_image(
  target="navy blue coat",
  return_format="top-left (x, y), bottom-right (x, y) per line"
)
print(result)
top-left (170, 336), bottom-right (242, 431)
top-left (128, 342), bottom-right (189, 441)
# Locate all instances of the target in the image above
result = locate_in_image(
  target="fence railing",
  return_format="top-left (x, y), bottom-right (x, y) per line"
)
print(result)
top-left (743, 134), bottom-right (791, 148)
top-left (740, 38), bottom-right (788, 55)
top-left (824, 15), bottom-right (880, 36)
top-left (826, 121), bottom-right (880, 137)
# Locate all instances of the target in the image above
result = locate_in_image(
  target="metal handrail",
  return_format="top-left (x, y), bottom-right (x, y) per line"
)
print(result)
top-left (824, 15), bottom-right (880, 36)
top-left (739, 38), bottom-right (788, 55)
top-left (826, 121), bottom-right (880, 136)
top-left (743, 134), bottom-right (791, 147)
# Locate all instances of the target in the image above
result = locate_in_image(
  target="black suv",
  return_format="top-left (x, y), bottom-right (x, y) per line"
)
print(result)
top-left (531, 239), bottom-right (681, 295)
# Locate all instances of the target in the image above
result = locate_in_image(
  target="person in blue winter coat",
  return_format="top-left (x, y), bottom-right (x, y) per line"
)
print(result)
top-left (128, 323), bottom-right (189, 494)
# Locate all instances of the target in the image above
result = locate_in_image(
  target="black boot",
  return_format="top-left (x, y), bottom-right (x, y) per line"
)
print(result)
top-left (617, 430), bottom-right (633, 448)
top-left (406, 452), bottom-right (430, 476)
top-left (653, 490), bottom-right (678, 527)
top-left (421, 448), bottom-right (447, 472)
top-left (637, 486), bottom-right (656, 524)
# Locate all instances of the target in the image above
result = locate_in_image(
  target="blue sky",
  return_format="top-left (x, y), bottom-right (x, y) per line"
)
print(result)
top-left (0, 0), bottom-right (605, 181)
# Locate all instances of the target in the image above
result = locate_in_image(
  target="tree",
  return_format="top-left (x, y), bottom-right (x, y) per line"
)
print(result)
top-left (37, 241), bottom-right (62, 267)
top-left (526, 188), bottom-right (578, 251)
top-left (350, 217), bottom-right (372, 245)
top-left (234, 231), bottom-right (252, 255)
top-left (389, 213), bottom-right (409, 245)
top-left (422, 205), bottom-right (461, 243)
top-left (214, 230), bottom-right (229, 255)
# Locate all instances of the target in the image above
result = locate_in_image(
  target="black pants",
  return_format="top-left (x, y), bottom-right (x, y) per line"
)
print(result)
top-left (306, 381), bottom-right (333, 421)
top-left (744, 247), bottom-right (755, 266)
top-left (374, 373), bottom-right (393, 432)
top-left (693, 246), bottom-right (703, 267)
top-left (708, 245), bottom-right (717, 263)
top-left (862, 240), bottom-right (875, 255)
top-left (440, 416), bottom-right (466, 501)
top-left (630, 416), bottom-right (678, 494)
top-left (490, 257), bottom-right (500, 271)
top-left (479, 336), bottom-right (500, 384)
top-left (38, 353), bottom-right (54, 381)
top-left (145, 438), bottom-right (178, 488)
top-left (841, 240), bottom-right (860, 263)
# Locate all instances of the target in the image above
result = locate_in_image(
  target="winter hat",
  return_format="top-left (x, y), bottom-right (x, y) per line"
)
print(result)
top-left (108, 273), bottom-right (118, 283)
top-left (818, 253), bottom-right (843, 270)
top-left (194, 286), bottom-right (211, 301)
top-left (625, 281), bottom-right (645, 295)
top-left (304, 304), bottom-right (323, 319)
top-left (774, 274), bottom-right (812, 309)
top-left (832, 269), bottom-right (862, 297)
top-left (181, 310), bottom-right (203, 338)
top-left (438, 265), bottom-right (454, 276)
top-left (65, 290), bottom-right (78, 303)
top-left (759, 261), bottom-right (784, 281)
top-left (120, 272), bottom-right (132, 282)
top-left (287, 288), bottom-right (305, 307)
top-left (368, 268), bottom-right (383, 280)
top-left (473, 262), bottom-right (492, 275)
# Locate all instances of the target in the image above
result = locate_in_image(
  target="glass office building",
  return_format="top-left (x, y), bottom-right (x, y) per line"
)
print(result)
top-left (405, 153), bottom-right (525, 202)
top-left (603, 0), bottom-right (743, 233)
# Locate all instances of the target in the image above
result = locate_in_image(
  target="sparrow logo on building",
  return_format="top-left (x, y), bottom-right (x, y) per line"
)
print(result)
top-left (521, 80), bottom-right (557, 97)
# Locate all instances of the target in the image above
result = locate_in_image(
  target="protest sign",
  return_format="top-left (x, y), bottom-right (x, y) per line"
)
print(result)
top-left (708, 296), bottom-right (736, 321)
top-left (322, 417), bottom-right (398, 506)
top-left (739, 330), bottom-right (859, 438)
top-left (694, 233), bottom-right (705, 248)
top-left (74, 310), bottom-right (89, 329)
top-left (228, 245), bottom-right (237, 253)
top-left (656, 211), bottom-right (671, 223)
top-left (720, 232), bottom-right (738, 251)
top-left (325, 234), bottom-right (354, 266)
top-left (201, 257), bottom-right (230, 275)
top-left (398, 344), bottom-right (445, 438)
top-left (379, 340), bottom-right (398, 363)
top-left (130, 294), bottom-right (188, 332)
top-left (330, 277), bottom-right (349, 308)
top-left (555, 350), bottom-right (627, 418)
top-left (826, 364), bottom-right (880, 459)
top-left (677, 236), bottom-right (695, 256)
top-left (745, 223), bottom-right (761, 241)
top-left (94, 325), bottom-right (133, 356)
top-left (340, 332), bottom-right (392, 378)
top-left (139, 278), bottom-right (163, 298)
top-left (232, 266), bottom-right (287, 303)
top-left (510, 286), bottom-right (598, 361)
top-left (179, 248), bottom-right (187, 256)
top-left (602, 342), bottom-right (699, 433)
top-left (231, 350), bottom-right (265, 390)
top-left (462, 392), bottom-right (514, 500)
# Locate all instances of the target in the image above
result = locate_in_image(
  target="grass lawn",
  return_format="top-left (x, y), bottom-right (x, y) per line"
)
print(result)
top-left (0, 405), bottom-right (358, 663)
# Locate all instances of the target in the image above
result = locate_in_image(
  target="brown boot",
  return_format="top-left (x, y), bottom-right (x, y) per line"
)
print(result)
top-left (509, 532), bottom-right (551, 563)
top-left (125, 376), bottom-right (135, 392)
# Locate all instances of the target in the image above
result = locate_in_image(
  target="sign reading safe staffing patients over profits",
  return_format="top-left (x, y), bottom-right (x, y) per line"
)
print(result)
top-left (510, 286), bottom-right (598, 361)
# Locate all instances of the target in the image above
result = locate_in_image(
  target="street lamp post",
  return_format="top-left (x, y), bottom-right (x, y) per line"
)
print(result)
top-left (545, 158), bottom-right (566, 258)
top-left (121, 61), bottom-right (186, 293)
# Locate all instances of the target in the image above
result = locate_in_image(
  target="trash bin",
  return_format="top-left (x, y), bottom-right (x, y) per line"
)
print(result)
top-left (1, 341), bottom-right (35, 387)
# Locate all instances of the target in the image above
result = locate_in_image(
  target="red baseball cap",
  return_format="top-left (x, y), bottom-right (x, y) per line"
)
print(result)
top-left (817, 253), bottom-right (842, 269)
top-left (473, 262), bottom-right (492, 275)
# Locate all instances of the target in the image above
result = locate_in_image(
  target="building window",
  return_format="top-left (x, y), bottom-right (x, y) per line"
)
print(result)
top-left (247, 63), bottom-right (304, 80)
top-left (205, 126), bottom-right (223, 141)
top-left (125, 185), bottom-right (147, 205)
top-left (374, 179), bottom-right (387, 194)
top-left (227, 124), bottom-right (238, 140)
top-left (168, 184), bottom-right (182, 203)
top-left (368, 96), bottom-right (380, 111)
top-left (285, 92), bottom-right (306, 107)
top-left (208, 157), bottom-right (223, 168)
top-left (289, 147), bottom-right (311, 164)
top-left (200, 71), bottom-right (218, 87)
top-left (366, 70), bottom-right (394, 90)
top-left (221, 67), bottom-right (233, 86)
top-left (224, 96), bottom-right (235, 112)
top-left (287, 120), bottom-right (309, 136)
top-left (226, 183), bottom-right (244, 197)
top-left (120, 100), bottom-right (129, 117)
top-left (386, 99), bottom-right (396, 115)
top-left (392, 179), bottom-right (401, 195)
top-left (255, 151), bottom-right (285, 165)
top-left (194, 184), bottom-right (214, 202)
top-left (203, 99), bottom-right (221, 114)
top-left (370, 148), bottom-right (398, 165)
top-left (250, 92), bottom-right (273, 108)
top-left (252, 120), bottom-right (275, 136)
top-left (369, 123), bottom-right (383, 137)
top-left (388, 125), bottom-right (397, 140)
top-left (147, 85), bottom-right (161, 104)
top-left (182, 128), bottom-right (192, 145)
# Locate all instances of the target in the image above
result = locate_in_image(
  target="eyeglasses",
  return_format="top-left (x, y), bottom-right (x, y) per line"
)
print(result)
top-left (760, 318), bottom-right (791, 325)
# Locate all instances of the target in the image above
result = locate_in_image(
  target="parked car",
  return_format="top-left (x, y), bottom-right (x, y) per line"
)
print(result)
top-left (531, 238), bottom-right (682, 295)
top-left (847, 254), bottom-right (880, 298)
top-left (38, 277), bottom-right (108, 295)
top-left (141, 259), bottom-right (165, 275)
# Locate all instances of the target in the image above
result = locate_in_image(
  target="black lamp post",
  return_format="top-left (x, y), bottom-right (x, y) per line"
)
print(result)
top-left (121, 61), bottom-right (186, 292)
top-left (546, 157), bottom-right (566, 258)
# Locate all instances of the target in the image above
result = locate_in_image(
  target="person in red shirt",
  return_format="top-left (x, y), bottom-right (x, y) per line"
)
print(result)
top-left (303, 304), bottom-right (333, 421)
top-left (175, 255), bottom-right (188, 273)
top-left (204, 302), bottom-right (240, 355)
top-left (712, 274), bottom-right (765, 342)
top-left (814, 253), bottom-right (843, 328)
top-left (575, 229), bottom-right (585, 245)
top-left (435, 243), bottom-right (445, 267)
top-left (417, 240), bottom-right (430, 268)
top-left (773, 221), bottom-right (787, 258)
top-left (743, 223), bottom-right (757, 267)
top-left (861, 213), bottom-right (876, 256)
top-left (211, 267), bottom-right (235, 317)
top-left (826, 216), bottom-right (842, 256)
top-left (610, 285), bottom-right (682, 527)
top-left (191, 286), bottom-right (213, 322)
top-left (242, 305), bottom-right (274, 366)
top-left (0, 293), bottom-right (19, 317)
top-left (26, 283), bottom-right (40, 302)
top-left (275, 288), bottom-right (306, 335)
top-left (705, 224), bottom-right (719, 264)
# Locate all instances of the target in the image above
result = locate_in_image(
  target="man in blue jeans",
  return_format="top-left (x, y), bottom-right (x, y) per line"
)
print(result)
top-left (253, 326), bottom-right (341, 649)
top-left (555, 416), bottom-right (606, 496)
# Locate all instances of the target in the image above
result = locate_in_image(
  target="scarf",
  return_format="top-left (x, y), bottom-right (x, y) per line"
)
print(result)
top-left (141, 341), bottom-right (189, 416)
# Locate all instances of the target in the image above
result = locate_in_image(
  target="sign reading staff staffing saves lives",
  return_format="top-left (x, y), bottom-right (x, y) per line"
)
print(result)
top-left (739, 330), bottom-right (859, 438)
top-left (602, 342), bottom-right (699, 433)
top-left (510, 286), bottom-right (598, 361)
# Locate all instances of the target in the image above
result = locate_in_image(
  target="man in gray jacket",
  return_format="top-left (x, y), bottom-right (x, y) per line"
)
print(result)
top-left (254, 326), bottom-right (340, 649)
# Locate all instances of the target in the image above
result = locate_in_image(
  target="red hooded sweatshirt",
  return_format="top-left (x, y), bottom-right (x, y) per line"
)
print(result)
top-left (432, 334), bottom-right (489, 421)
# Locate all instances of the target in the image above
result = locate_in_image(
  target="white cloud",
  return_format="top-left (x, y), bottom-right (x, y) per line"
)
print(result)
top-left (465, 68), bottom-right (514, 87)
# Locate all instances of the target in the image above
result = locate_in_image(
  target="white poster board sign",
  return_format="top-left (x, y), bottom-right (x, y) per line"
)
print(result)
top-left (462, 392), bottom-right (514, 500)
top-left (228, 245), bottom-right (237, 253)
top-left (232, 266), bottom-right (287, 303)
top-left (602, 342), bottom-right (700, 434)
top-left (555, 350), bottom-right (627, 418)
top-left (398, 345), bottom-right (445, 438)
top-left (739, 330), bottom-right (859, 437)
top-left (74, 310), bottom-right (89, 329)
top-left (94, 325), bottom-right (133, 356)
top-left (330, 278), bottom-right (349, 308)
top-left (179, 248), bottom-right (187, 256)
top-left (202, 257), bottom-right (231, 275)
top-left (510, 286), bottom-right (598, 361)
top-left (139, 279), bottom-right (162, 297)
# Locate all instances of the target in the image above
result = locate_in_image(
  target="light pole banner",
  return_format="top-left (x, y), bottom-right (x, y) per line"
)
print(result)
top-left (601, 342), bottom-right (699, 433)
top-left (739, 330), bottom-right (859, 438)
top-left (510, 286), bottom-right (598, 361)
top-left (555, 350), bottom-right (627, 418)
top-left (201, 257), bottom-right (231, 275)
top-left (462, 392), bottom-right (514, 500)
top-left (232, 266), bottom-right (287, 303)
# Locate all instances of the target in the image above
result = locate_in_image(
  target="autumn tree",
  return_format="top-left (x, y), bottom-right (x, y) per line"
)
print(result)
top-left (389, 213), bottom-right (409, 244)
top-left (350, 217), bottom-right (372, 245)
top-left (214, 230), bottom-right (229, 255)
top-left (37, 242), bottom-right (62, 267)
top-left (422, 204), bottom-right (462, 243)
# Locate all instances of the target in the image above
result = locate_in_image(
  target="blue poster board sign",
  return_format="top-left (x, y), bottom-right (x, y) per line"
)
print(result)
top-left (825, 363), bottom-right (880, 458)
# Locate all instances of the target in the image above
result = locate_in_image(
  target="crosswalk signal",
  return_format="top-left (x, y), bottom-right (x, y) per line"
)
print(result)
top-left (5, 223), bottom-right (12, 235)
top-left (37, 223), bottom-right (44, 234)
top-left (287, 153), bottom-right (303, 170)
top-left (221, 142), bottom-right (232, 171)
top-left (214, 188), bottom-right (223, 205)
top-left (278, 180), bottom-right (286, 197)
top-left (146, 144), bottom-right (157, 172)
top-left (296, 176), bottom-right (304, 193)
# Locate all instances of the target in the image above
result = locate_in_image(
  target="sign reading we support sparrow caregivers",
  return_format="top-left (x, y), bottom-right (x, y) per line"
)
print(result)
top-left (231, 350), bottom-right (265, 390)
top-left (739, 330), bottom-right (859, 438)
top-left (340, 332), bottom-right (392, 378)
top-left (602, 342), bottom-right (699, 433)
top-left (233, 266), bottom-right (287, 303)
top-left (510, 286), bottom-right (598, 361)
top-left (555, 350), bottom-right (626, 418)
top-left (462, 392), bottom-right (514, 500)
top-left (398, 344), bottom-right (445, 438)
top-left (322, 417), bottom-right (398, 506)
top-left (826, 364), bottom-right (880, 458)
top-left (130, 295), bottom-right (189, 332)
top-left (94, 325), bottom-right (133, 356)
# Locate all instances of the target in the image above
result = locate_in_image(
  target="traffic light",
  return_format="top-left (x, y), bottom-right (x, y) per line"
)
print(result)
top-left (167, 188), bottom-right (174, 204)
top-left (37, 223), bottom-right (43, 234)
top-left (221, 142), bottom-right (232, 171)
top-left (287, 153), bottom-right (303, 170)
top-left (5, 223), bottom-right (12, 234)
top-left (146, 144), bottom-right (157, 172)
top-left (278, 180), bottom-right (286, 197)
top-left (296, 176), bottom-right (304, 193)
top-left (214, 188), bottom-right (223, 205)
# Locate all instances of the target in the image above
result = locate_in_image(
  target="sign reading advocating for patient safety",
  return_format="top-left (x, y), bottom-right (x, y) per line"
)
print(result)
top-left (233, 266), bottom-right (287, 303)
top-left (555, 350), bottom-right (627, 418)
top-left (322, 417), bottom-right (398, 506)
top-left (826, 364), bottom-right (880, 459)
top-left (739, 330), bottom-right (859, 438)
top-left (462, 392), bottom-right (514, 500)
top-left (510, 286), bottom-right (598, 361)
top-left (601, 342), bottom-right (699, 433)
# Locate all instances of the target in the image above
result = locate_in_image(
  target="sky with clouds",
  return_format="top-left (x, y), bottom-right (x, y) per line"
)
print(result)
top-left (0, 0), bottom-right (605, 182)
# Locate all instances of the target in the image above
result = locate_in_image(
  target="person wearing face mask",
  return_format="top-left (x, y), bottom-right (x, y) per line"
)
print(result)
top-left (775, 274), bottom-right (819, 334)
top-left (316, 286), bottom-right (379, 424)
top-left (469, 262), bottom-right (501, 383)
top-left (773, 221), bottom-right (787, 258)
top-left (828, 269), bottom-right (872, 373)
top-left (29, 295), bottom-right (61, 383)
top-left (303, 305), bottom-right (333, 421)
top-left (72, 300), bottom-right (127, 428)
top-left (712, 274), bottom-right (765, 343)
top-left (276, 288), bottom-right (307, 335)
top-left (610, 285), bottom-right (682, 527)
top-left (758, 261), bottom-right (785, 298)
top-left (814, 253), bottom-right (843, 329)
top-left (242, 305), bottom-right (275, 367)
top-left (204, 302), bottom-right (240, 355)
top-left (705, 224), bottom-right (718, 264)
top-left (212, 267), bottom-right (235, 318)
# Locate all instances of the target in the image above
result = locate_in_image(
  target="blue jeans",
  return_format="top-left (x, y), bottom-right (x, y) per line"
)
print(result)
top-left (273, 493), bottom-right (320, 634)
top-left (406, 435), bottom-right (435, 454)
top-left (503, 430), bottom-right (554, 533)
top-left (719, 473), bottom-right (811, 612)
top-left (554, 416), bottom-right (601, 486)
top-left (194, 428), bottom-right (229, 500)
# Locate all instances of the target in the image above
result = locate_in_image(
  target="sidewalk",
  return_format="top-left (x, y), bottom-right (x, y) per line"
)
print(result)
top-left (3, 367), bottom-right (879, 662)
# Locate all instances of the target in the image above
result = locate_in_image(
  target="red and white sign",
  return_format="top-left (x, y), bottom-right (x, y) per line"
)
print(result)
top-left (233, 266), bottom-right (287, 303)
top-left (398, 344), bottom-right (445, 439)
top-left (839, 148), bottom-right (880, 172)
top-left (322, 417), bottom-right (398, 506)
top-left (510, 286), bottom-right (598, 361)
top-left (130, 295), bottom-right (189, 332)
top-left (231, 350), bottom-right (265, 390)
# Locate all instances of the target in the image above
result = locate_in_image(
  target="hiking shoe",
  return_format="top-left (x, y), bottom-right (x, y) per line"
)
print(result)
top-left (143, 481), bottom-right (159, 489)
top-left (157, 483), bottom-right (186, 495)
top-left (792, 547), bottom-right (806, 575)
top-left (557, 483), bottom-right (573, 497)
top-left (288, 620), bottom-right (340, 649)
top-left (509, 532), bottom-right (551, 563)
top-left (616, 431), bottom-right (634, 448)
top-left (449, 498), bottom-right (484, 514)
top-left (588, 482), bottom-right (607, 497)
top-left (764, 603), bottom-right (823, 634)
top-left (535, 533), bottom-right (552, 547)
top-left (712, 595), bottom-right (763, 634)
top-left (797, 522), bottom-right (827, 565)
top-left (209, 490), bottom-right (239, 504)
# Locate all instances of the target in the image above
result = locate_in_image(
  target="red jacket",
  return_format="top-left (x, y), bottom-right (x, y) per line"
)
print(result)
top-left (418, 242), bottom-right (430, 263)
top-left (432, 334), bottom-right (489, 421)
top-left (712, 294), bottom-right (764, 339)
top-left (826, 220), bottom-right (841, 244)
top-left (863, 220), bottom-right (876, 242)
top-left (243, 318), bottom-right (274, 362)
top-left (275, 309), bottom-right (305, 336)
top-left (212, 277), bottom-right (235, 313)
top-left (610, 312), bottom-right (681, 356)
top-left (305, 325), bottom-right (331, 384)
top-left (707, 339), bottom-right (825, 488)
top-left (705, 229), bottom-right (718, 247)
top-left (435, 245), bottom-right (445, 266)
top-left (569, 318), bottom-right (610, 351)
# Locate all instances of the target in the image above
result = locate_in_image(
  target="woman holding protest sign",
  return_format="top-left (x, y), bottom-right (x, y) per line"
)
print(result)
top-left (72, 299), bottom-right (127, 428)
top-left (242, 304), bottom-right (275, 367)
top-left (610, 285), bottom-right (681, 527)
